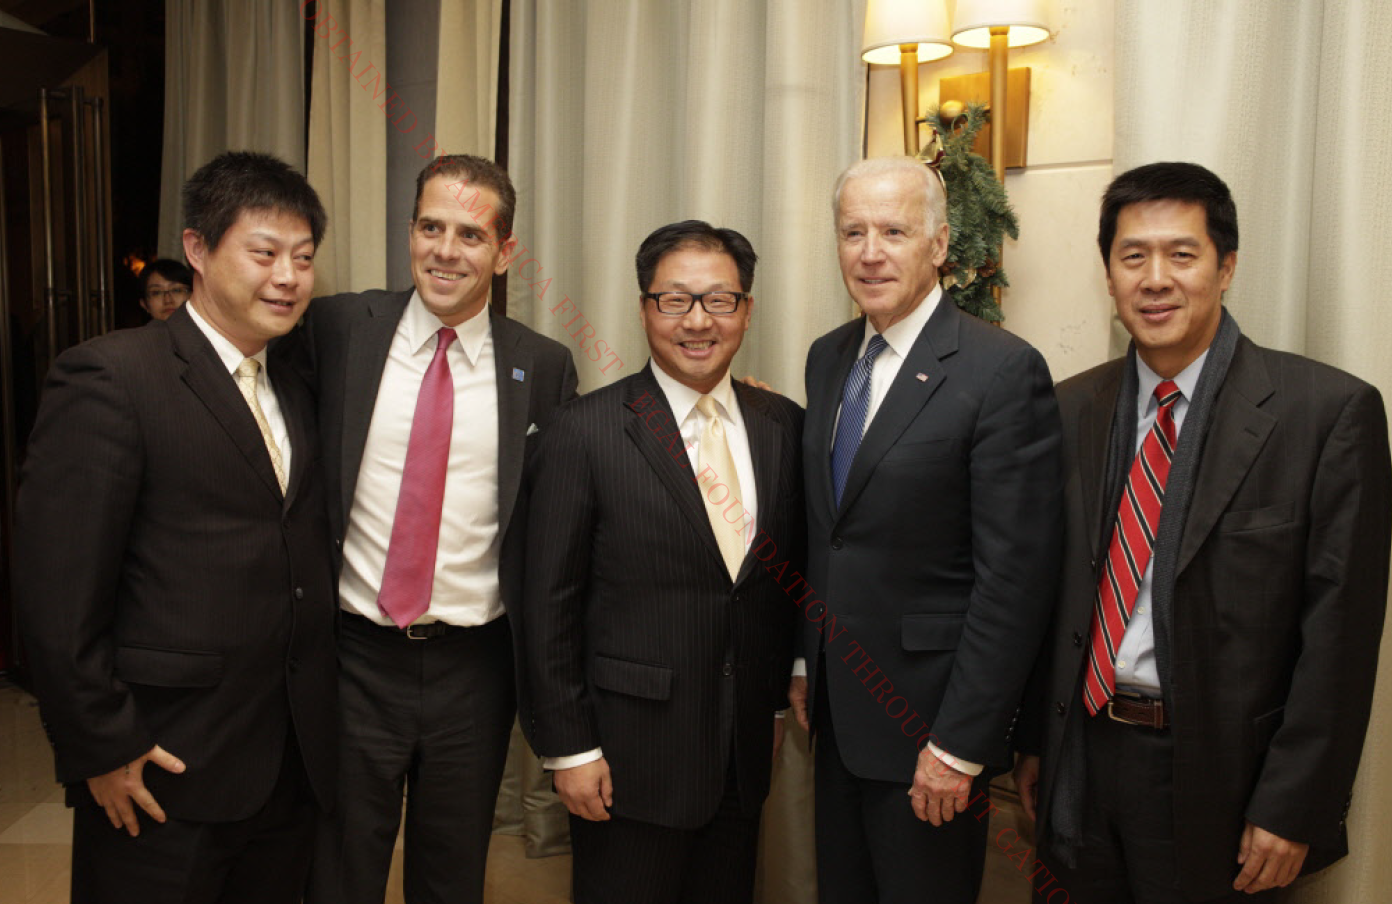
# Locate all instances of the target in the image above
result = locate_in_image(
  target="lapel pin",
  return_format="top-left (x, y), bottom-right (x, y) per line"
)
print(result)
top-left (915, 372), bottom-right (929, 382)
top-left (512, 368), bottom-right (526, 382)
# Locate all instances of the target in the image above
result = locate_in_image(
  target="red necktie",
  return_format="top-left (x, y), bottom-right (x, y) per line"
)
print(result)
top-left (1082, 380), bottom-right (1181, 715)
top-left (377, 328), bottom-right (457, 627)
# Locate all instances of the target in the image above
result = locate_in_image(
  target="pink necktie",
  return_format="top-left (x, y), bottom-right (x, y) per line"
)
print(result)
top-left (377, 327), bottom-right (457, 627)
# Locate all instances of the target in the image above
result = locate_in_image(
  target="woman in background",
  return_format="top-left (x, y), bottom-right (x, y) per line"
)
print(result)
top-left (139, 258), bottom-right (192, 320)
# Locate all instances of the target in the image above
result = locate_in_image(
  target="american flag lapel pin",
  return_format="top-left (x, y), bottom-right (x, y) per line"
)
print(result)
top-left (915, 372), bottom-right (929, 382)
top-left (512, 368), bottom-right (526, 382)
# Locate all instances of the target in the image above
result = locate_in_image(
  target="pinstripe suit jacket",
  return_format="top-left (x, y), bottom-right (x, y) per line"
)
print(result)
top-left (522, 365), bottom-right (804, 829)
top-left (14, 307), bottom-right (339, 821)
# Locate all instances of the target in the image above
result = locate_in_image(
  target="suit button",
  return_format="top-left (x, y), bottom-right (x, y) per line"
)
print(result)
top-left (1055, 702), bottom-right (1066, 716)
top-left (1072, 632), bottom-right (1083, 647)
top-left (335, 538), bottom-right (343, 548)
top-left (807, 602), bottom-right (826, 618)
top-left (722, 663), bottom-right (734, 677)
top-left (294, 587), bottom-right (305, 600)
top-left (831, 537), bottom-right (843, 550)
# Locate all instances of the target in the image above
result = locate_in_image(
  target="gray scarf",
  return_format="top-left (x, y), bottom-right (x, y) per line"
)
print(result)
top-left (1047, 309), bottom-right (1242, 863)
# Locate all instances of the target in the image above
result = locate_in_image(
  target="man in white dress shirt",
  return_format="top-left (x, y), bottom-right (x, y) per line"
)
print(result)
top-left (520, 221), bottom-right (806, 904)
top-left (300, 155), bottom-right (577, 904)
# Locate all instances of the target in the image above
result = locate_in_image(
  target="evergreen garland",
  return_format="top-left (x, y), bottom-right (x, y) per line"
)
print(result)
top-left (919, 102), bottom-right (1018, 323)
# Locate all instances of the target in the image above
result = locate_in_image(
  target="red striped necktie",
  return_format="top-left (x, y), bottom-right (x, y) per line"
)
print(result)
top-left (1082, 379), bottom-right (1181, 715)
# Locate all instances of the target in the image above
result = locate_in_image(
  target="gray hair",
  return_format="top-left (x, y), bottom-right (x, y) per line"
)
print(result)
top-left (832, 156), bottom-right (947, 233)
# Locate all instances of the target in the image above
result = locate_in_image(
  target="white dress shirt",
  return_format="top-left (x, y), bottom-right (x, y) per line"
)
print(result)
top-left (338, 292), bottom-right (502, 627)
top-left (185, 301), bottom-right (292, 476)
top-left (544, 363), bottom-right (758, 772)
top-left (1113, 350), bottom-right (1208, 696)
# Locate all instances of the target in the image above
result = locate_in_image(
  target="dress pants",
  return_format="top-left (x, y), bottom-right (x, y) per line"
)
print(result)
top-left (71, 732), bottom-right (314, 904)
top-left (568, 758), bottom-right (762, 904)
top-left (812, 671), bottom-right (989, 904)
top-left (307, 614), bottom-right (515, 904)
top-left (1036, 714), bottom-right (1280, 904)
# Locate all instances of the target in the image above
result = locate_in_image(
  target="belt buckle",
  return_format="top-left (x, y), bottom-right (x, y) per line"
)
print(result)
top-left (1105, 698), bottom-right (1129, 725)
top-left (405, 623), bottom-right (432, 641)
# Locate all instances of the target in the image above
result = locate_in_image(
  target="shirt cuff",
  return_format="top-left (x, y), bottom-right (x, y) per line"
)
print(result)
top-left (792, 657), bottom-right (807, 678)
top-left (543, 747), bottom-right (603, 771)
top-left (928, 741), bottom-right (983, 776)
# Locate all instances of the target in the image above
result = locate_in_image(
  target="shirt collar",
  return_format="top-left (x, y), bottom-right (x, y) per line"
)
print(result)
top-left (1135, 348), bottom-right (1208, 415)
top-left (858, 283), bottom-right (942, 357)
top-left (404, 290), bottom-right (491, 366)
top-left (648, 360), bottom-right (739, 426)
top-left (185, 300), bottom-right (268, 375)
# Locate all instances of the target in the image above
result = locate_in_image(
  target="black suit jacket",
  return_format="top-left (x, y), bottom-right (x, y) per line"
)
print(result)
top-left (522, 366), bottom-right (805, 829)
top-left (297, 289), bottom-right (577, 716)
top-left (14, 307), bottom-right (338, 821)
top-left (1027, 335), bottom-right (1392, 899)
top-left (802, 300), bottom-right (1062, 782)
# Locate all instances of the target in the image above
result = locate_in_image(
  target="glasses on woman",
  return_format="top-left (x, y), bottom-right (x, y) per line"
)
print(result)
top-left (147, 286), bottom-right (191, 302)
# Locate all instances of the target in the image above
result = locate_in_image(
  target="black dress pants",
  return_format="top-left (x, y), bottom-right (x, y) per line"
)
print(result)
top-left (71, 733), bottom-right (315, 904)
top-left (306, 614), bottom-right (515, 904)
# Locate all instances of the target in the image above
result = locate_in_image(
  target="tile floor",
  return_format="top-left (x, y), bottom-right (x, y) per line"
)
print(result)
top-left (0, 681), bottom-right (1031, 903)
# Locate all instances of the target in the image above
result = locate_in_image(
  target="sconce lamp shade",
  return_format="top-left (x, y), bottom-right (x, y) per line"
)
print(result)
top-left (951, 0), bottom-right (1051, 48)
top-left (861, 0), bottom-right (954, 65)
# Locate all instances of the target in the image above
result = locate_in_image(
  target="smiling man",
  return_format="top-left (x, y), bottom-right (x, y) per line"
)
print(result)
top-left (521, 221), bottom-right (805, 904)
top-left (298, 155), bottom-right (577, 904)
top-left (1014, 162), bottom-right (1392, 903)
top-left (795, 156), bottom-right (1062, 904)
top-left (15, 151), bottom-right (337, 903)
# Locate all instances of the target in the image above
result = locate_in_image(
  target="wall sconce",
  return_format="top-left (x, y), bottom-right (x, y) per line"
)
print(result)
top-left (861, 0), bottom-right (953, 156)
top-left (945, 0), bottom-right (1051, 182)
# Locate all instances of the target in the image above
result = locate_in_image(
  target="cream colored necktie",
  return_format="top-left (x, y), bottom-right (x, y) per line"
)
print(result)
top-left (695, 394), bottom-right (746, 580)
top-left (235, 358), bottom-right (287, 493)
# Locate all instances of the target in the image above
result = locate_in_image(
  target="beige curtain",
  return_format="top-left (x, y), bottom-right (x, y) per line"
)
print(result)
top-left (157, 0), bottom-right (306, 257)
top-left (507, 0), bottom-right (865, 402)
top-left (1115, 2), bottom-right (1392, 901)
top-left (434, 0), bottom-right (504, 157)
top-left (305, 0), bottom-right (389, 297)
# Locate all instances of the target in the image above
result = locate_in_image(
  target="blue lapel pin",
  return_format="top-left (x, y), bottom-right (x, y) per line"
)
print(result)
top-left (512, 368), bottom-right (526, 382)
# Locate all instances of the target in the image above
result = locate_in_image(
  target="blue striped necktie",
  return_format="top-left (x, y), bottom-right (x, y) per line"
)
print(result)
top-left (830, 333), bottom-right (889, 505)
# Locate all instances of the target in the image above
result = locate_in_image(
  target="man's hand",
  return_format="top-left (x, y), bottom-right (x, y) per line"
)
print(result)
top-left (1233, 821), bottom-right (1308, 893)
top-left (772, 715), bottom-right (787, 763)
top-left (740, 375), bottom-right (775, 392)
top-left (1013, 754), bottom-right (1041, 823)
top-left (554, 758), bottom-right (613, 822)
top-left (787, 676), bottom-right (809, 731)
top-left (910, 745), bottom-right (972, 826)
top-left (86, 745), bottom-right (186, 837)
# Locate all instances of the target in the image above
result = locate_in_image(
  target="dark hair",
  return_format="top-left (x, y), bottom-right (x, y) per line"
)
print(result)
top-left (140, 258), bottom-right (192, 293)
top-left (413, 154), bottom-right (517, 241)
top-left (182, 151), bottom-right (326, 251)
top-left (635, 220), bottom-right (758, 293)
top-left (1098, 162), bottom-right (1238, 269)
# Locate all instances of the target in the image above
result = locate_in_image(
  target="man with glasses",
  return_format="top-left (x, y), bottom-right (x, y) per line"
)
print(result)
top-left (521, 220), bottom-right (805, 904)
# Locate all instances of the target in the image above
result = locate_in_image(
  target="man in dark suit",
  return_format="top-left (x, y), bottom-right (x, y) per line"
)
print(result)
top-left (522, 221), bottom-right (804, 904)
top-left (1014, 162), bottom-right (1392, 903)
top-left (300, 155), bottom-right (577, 904)
top-left (790, 156), bottom-right (1063, 904)
top-left (13, 151), bottom-right (337, 903)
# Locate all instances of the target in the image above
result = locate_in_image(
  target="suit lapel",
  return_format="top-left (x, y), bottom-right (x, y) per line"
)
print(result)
top-left (808, 322), bottom-right (862, 519)
top-left (732, 382), bottom-right (780, 585)
top-left (492, 311), bottom-right (533, 541)
top-left (273, 363), bottom-right (312, 509)
top-left (168, 309), bottom-right (282, 500)
top-left (1077, 363), bottom-right (1124, 560)
top-left (1176, 342), bottom-right (1275, 573)
top-left (339, 291), bottom-right (411, 529)
top-left (836, 301), bottom-right (955, 519)
top-left (623, 369), bottom-right (727, 576)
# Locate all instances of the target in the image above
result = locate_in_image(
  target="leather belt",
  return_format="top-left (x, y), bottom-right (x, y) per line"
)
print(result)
top-left (1107, 692), bottom-right (1168, 729)
top-left (342, 610), bottom-right (466, 640)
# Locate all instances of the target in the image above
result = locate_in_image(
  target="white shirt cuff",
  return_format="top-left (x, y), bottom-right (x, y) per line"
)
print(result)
top-left (792, 657), bottom-right (807, 678)
top-left (543, 747), bottom-right (603, 771)
top-left (928, 741), bottom-right (982, 776)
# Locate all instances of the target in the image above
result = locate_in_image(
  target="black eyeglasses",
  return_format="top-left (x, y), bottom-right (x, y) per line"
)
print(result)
top-left (642, 292), bottom-right (749, 315)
